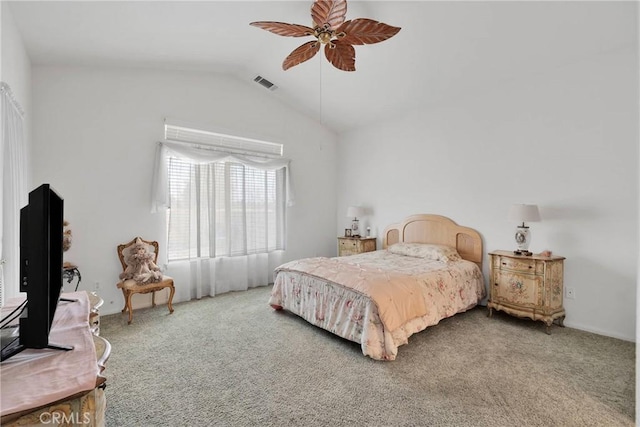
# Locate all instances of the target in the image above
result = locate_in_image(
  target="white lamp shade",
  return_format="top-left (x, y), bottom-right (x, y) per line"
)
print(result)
top-left (346, 206), bottom-right (364, 218)
top-left (508, 204), bottom-right (540, 222)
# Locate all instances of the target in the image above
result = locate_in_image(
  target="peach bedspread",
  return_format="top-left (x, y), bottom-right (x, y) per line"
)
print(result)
top-left (270, 251), bottom-right (485, 360)
top-left (0, 291), bottom-right (98, 417)
top-left (276, 257), bottom-right (430, 332)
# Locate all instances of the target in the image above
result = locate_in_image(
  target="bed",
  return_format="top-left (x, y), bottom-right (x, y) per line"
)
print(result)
top-left (269, 214), bottom-right (486, 360)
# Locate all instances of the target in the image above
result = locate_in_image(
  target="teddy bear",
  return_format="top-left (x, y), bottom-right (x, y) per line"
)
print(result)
top-left (119, 238), bottom-right (164, 284)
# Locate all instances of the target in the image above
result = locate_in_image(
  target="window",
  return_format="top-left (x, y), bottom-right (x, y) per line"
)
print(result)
top-left (166, 155), bottom-right (286, 261)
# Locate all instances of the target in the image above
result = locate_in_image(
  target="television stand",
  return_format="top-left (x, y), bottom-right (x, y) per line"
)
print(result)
top-left (1, 291), bottom-right (109, 426)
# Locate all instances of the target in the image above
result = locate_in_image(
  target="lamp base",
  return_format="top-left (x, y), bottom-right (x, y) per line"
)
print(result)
top-left (514, 225), bottom-right (531, 254)
top-left (513, 250), bottom-right (533, 256)
top-left (351, 218), bottom-right (360, 238)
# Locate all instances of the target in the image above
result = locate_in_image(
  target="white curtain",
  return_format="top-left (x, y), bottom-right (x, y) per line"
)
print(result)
top-left (151, 141), bottom-right (291, 299)
top-left (167, 252), bottom-right (283, 301)
top-left (151, 141), bottom-right (294, 213)
top-left (1, 82), bottom-right (28, 305)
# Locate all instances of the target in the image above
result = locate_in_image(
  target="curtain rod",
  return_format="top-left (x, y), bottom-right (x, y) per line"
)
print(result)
top-left (161, 139), bottom-right (283, 160)
top-left (0, 82), bottom-right (25, 117)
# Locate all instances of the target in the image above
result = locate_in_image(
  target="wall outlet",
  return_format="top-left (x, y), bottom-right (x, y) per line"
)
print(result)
top-left (94, 281), bottom-right (100, 290)
top-left (566, 287), bottom-right (575, 300)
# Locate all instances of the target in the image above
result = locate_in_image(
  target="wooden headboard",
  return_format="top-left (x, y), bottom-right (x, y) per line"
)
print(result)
top-left (382, 214), bottom-right (483, 269)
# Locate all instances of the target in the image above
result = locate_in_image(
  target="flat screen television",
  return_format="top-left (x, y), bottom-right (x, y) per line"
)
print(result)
top-left (0, 184), bottom-right (72, 361)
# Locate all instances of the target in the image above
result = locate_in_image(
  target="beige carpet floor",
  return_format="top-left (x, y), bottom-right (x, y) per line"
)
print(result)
top-left (100, 285), bottom-right (635, 427)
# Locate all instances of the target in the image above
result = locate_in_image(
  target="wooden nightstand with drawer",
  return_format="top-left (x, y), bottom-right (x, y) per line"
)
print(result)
top-left (338, 237), bottom-right (376, 257)
top-left (488, 250), bottom-right (565, 334)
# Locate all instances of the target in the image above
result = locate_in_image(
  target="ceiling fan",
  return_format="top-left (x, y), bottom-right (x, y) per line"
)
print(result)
top-left (250, 0), bottom-right (401, 72)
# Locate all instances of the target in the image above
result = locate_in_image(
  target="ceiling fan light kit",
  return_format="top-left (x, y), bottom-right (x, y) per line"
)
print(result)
top-left (250, 0), bottom-right (401, 72)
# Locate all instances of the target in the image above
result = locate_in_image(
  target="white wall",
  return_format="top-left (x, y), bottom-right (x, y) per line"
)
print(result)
top-left (1, 2), bottom-right (32, 300)
top-left (31, 65), bottom-right (338, 315)
top-left (1, 3), bottom-right (31, 124)
top-left (337, 47), bottom-right (638, 341)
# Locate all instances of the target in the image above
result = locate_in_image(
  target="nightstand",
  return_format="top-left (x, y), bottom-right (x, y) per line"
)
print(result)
top-left (488, 250), bottom-right (565, 334)
top-left (337, 237), bottom-right (376, 257)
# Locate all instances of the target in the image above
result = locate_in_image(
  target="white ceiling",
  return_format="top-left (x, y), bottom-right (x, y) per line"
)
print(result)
top-left (8, 0), bottom-right (637, 134)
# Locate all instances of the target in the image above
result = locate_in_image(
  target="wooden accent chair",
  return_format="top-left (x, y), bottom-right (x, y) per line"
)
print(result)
top-left (116, 237), bottom-right (175, 324)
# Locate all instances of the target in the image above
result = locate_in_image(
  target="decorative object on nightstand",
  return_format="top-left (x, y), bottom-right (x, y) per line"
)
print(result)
top-left (508, 204), bottom-right (540, 256)
top-left (346, 206), bottom-right (364, 237)
top-left (337, 237), bottom-right (376, 257)
top-left (488, 250), bottom-right (565, 334)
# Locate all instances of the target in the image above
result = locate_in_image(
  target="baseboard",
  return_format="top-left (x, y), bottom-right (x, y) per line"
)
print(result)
top-left (563, 320), bottom-right (635, 343)
top-left (478, 302), bottom-right (633, 343)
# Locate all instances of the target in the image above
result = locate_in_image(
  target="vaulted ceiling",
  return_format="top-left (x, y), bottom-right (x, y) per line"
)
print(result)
top-left (8, 1), bottom-right (637, 134)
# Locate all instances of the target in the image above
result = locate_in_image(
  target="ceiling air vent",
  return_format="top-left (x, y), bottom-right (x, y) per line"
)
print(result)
top-left (253, 75), bottom-right (278, 91)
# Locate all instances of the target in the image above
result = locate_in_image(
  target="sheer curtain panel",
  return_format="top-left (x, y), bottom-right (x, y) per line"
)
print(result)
top-left (1, 82), bottom-right (28, 305)
top-left (151, 141), bottom-right (291, 299)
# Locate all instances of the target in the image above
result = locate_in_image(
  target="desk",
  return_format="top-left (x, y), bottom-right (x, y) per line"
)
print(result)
top-left (0, 292), bottom-right (109, 426)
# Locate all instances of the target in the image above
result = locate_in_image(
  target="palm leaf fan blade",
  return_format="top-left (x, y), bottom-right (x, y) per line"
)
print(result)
top-left (337, 18), bottom-right (401, 45)
top-left (283, 41), bottom-right (321, 70)
top-left (249, 21), bottom-right (314, 37)
top-left (325, 41), bottom-right (355, 72)
top-left (311, 0), bottom-right (347, 29)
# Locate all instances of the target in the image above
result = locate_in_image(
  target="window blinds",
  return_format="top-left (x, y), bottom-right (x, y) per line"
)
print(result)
top-left (165, 152), bottom-right (286, 261)
top-left (151, 134), bottom-right (294, 263)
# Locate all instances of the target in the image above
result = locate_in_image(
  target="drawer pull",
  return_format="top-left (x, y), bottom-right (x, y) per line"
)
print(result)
top-left (494, 283), bottom-right (498, 286)
top-left (502, 262), bottom-right (506, 265)
top-left (528, 266), bottom-right (532, 269)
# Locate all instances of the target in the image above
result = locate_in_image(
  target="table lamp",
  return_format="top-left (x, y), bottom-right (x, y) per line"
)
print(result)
top-left (346, 206), bottom-right (364, 237)
top-left (508, 204), bottom-right (540, 256)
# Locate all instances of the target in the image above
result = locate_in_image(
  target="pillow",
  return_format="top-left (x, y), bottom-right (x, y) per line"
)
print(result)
top-left (388, 243), bottom-right (461, 262)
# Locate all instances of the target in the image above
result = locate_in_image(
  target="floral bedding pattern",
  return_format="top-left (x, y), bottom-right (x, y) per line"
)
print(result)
top-left (269, 250), bottom-right (485, 360)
